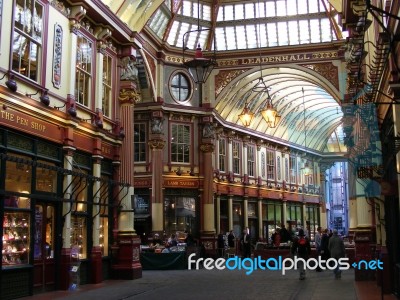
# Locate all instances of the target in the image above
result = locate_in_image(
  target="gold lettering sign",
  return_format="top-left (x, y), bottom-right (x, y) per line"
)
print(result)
top-left (0, 106), bottom-right (46, 132)
top-left (164, 180), bottom-right (198, 188)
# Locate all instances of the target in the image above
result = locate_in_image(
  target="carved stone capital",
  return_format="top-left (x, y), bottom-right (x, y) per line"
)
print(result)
top-left (200, 143), bottom-right (215, 153)
top-left (119, 88), bottom-right (141, 105)
top-left (148, 139), bottom-right (165, 150)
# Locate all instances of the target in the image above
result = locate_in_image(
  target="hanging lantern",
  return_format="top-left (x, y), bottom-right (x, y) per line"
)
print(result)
top-left (238, 102), bottom-right (255, 127)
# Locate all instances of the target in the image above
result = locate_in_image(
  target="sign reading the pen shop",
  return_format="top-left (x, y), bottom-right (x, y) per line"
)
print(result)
top-left (164, 179), bottom-right (199, 188)
top-left (0, 103), bottom-right (61, 142)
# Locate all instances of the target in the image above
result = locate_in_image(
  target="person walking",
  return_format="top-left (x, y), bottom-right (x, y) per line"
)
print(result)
top-left (291, 229), bottom-right (311, 280)
top-left (241, 229), bottom-right (251, 258)
top-left (315, 226), bottom-right (323, 272)
top-left (228, 230), bottom-right (235, 248)
top-left (328, 229), bottom-right (346, 279)
top-left (217, 231), bottom-right (225, 257)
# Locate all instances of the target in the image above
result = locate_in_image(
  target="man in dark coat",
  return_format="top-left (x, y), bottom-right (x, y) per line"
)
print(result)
top-left (291, 229), bottom-right (311, 280)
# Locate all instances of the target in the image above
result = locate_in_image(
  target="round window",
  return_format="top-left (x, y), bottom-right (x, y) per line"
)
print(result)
top-left (170, 72), bottom-right (191, 102)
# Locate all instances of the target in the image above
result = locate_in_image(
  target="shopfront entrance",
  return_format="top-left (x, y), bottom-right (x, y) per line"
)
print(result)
top-left (33, 203), bottom-right (56, 292)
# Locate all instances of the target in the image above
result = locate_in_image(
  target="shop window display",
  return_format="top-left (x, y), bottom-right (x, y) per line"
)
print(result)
top-left (99, 217), bottom-right (108, 256)
top-left (71, 216), bottom-right (87, 259)
top-left (2, 212), bottom-right (30, 266)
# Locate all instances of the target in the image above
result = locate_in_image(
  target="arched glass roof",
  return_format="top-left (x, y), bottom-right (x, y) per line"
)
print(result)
top-left (100, 0), bottom-right (346, 154)
top-left (146, 0), bottom-right (343, 51)
top-left (215, 67), bottom-right (345, 153)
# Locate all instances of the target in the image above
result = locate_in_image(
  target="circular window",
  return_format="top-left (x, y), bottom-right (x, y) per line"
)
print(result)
top-left (170, 72), bottom-right (192, 103)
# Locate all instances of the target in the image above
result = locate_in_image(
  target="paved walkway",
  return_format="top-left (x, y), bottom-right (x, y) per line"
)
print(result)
top-left (21, 267), bottom-right (398, 300)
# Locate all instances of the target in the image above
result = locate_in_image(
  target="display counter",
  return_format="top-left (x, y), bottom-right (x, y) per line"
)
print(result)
top-left (140, 252), bottom-right (187, 270)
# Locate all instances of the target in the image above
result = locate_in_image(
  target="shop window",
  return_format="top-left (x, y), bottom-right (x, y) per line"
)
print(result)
top-left (170, 72), bottom-right (191, 103)
top-left (5, 155), bottom-right (32, 195)
top-left (232, 141), bottom-right (241, 174)
top-left (12, 0), bottom-right (43, 81)
top-left (164, 196), bottom-right (196, 235)
top-left (71, 215), bottom-right (87, 259)
top-left (218, 138), bottom-right (226, 172)
top-left (99, 217), bottom-right (108, 256)
top-left (36, 161), bottom-right (57, 193)
top-left (99, 175), bottom-right (110, 256)
top-left (134, 123), bottom-right (147, 162)
top-left (102, 52), bottom-right (114, 118)
top-left (2, 212), bottom-right (30, 267)
top-left (72, 168), bottom-right (88, 212)
top-left (171, 124), bottom-right (190, 163)
top-left (248, 202), bottom-right (256, 217)
top-left (75, 33), bottom-right (93, 107)
top-left (232, 202), bottom-right (242, 238)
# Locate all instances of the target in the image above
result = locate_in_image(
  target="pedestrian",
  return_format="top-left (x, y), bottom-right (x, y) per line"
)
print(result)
top-left (217, 231), bottom-right (225, 257)
top-left (320, 228), bottom-right (330, 263)
top-left (328, 229), bottom-right (346, 279)
top-left (315, 226), bottom-right (323, 272)
top-left (228, 230), bottom-right (235, 248)
top-left (241, 229), bottom-right (251, 258)
top-left (291, 229), bottom-right (311, 280)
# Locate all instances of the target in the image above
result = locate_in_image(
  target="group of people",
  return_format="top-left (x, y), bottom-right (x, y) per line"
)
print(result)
top-left (217, 230), bottom-right (236, 257)
top-left (291, 227), bottom-right (346, 280)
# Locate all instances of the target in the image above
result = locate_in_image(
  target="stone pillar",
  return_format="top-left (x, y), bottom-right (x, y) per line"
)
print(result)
top-left (216, 194), bottom-right (221, 234)
top-left (60, 146), bottom-right (75, 290)
top-left (243, 197), bottom-right (248, 229)
top-left (111, 55), bottom-right (142, 280)
top-left (282, 200), bottom-right (287, 229)
top-left (228, 196), bottom-right (233, 231)
top-left (148, 114), bottom-right (165, 234)
top-left (200, 142), bottom-right (216, 234)
top-left (257, 198), bottom-right (263, 239)
top-left (91, 154), bottom-right (102, 283)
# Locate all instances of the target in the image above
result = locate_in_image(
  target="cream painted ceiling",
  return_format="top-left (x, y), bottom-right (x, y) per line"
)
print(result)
top-left (100, 0), bottom-right (346, 154)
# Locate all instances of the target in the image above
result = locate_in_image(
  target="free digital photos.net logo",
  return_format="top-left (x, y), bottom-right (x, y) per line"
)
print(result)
top-left (187, 254), bottom-right (384, 275)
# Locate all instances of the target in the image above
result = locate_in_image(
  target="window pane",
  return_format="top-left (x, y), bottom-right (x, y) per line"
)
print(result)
top-left (3, 212), bottom-right (30, 266)
top-left (288, 21), bottom-right (299, 45)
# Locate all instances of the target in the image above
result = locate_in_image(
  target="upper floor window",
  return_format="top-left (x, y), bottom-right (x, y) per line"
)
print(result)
top-left (134, 123), bottom-right (146, 162)
top-left (232, 141), bottom-right (241, 174)
top-left (170, 72), bottom-right (191, 103)
top-left (247, 145), bottom-right (255, 177)
top-left (219, 138), bottom-right (226, 172)
top-left (290, 156), bottom-right (296, 183)
top-left (75, 33), bottom-right (93, 107)
top-left (102, 52), bottom-right (114, 118)
top-left (12, 0), bottom-right (43, 81)
top-left (171, 124), bottom-right (190, 163)
top-left (267, 150), bottom-right (275, 180)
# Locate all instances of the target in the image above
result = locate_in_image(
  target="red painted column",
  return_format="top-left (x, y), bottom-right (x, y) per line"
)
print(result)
top-left (111, 76), bottom-right (142, 279)
top-left (148, 113), bottom-right (165, 234)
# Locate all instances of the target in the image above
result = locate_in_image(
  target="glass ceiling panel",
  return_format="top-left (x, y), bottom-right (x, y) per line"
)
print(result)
top-left (147, 0), bottom-right (340, 51)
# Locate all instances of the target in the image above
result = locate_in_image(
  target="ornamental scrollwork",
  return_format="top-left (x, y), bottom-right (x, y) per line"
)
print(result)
top-left (200, 143), bottom-right (214, 153)
top-left (148, 139), bottom-right (165, 150)
top-left (119, 88), bottom-right (141, 104)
